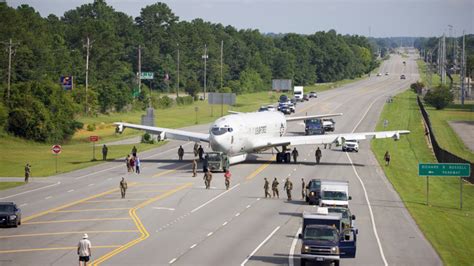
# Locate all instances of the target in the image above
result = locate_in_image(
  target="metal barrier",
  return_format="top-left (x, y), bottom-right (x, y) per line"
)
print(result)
top-left (417, 96), bottom-right (473, 183)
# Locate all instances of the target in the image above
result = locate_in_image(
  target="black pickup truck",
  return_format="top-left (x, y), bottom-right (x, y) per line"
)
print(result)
top-left (0, 202), bottom-right (22, 227)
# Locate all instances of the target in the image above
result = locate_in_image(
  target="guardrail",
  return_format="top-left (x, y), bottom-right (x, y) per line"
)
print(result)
top-left (417, 96), bottom-right (473, 183)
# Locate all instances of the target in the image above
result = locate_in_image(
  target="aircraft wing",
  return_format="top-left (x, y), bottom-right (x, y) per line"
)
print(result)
top-left (286, 113), bottom-right (343, 122)
top-left (251, 130), bottom-right (410, 151)
top-left (114, 122), bottom-right (210, 143)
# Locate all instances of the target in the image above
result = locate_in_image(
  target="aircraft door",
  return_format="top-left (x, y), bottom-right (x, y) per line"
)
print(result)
top-left (339, 228), bottom-right (357, 258)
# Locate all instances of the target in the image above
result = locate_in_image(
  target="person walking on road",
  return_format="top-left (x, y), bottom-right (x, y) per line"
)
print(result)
top-left (272, 178), bottom-right (280, 198)
top-left (24, 163), bottom-right (31, 183)
top-left (203, 170), bottom-right (213, 189)
top-left (193, 143), bottom-right (199, 157)
top-left (77, 233), bottom-right (92, 266)
top-left (264, 178), bottom-right (271, 198)
top-left (129, 156), bottom-right (135, 173)
top-left (192, 159), bottom-right (197, 177)
top-left (131, 146), bottom-right (137, 157)
top-left (291, 148), bottom-right (299, 163)
top-left (178, 145), bottom-right (184, 161)
top-left (102, 144), bottom-right (108, 161)
top-left (301, 178), bottom-right (306, 200)
top-left (120, 177), bottom-right (128, 199)
top-left (135, 156), bottom-right (141, 174)
top-left (315, 147), bottom-right (322, 164)
top-left (224, 169), bottom-right (231, 190)
top-left (125, 155), bottom-right (131, 172)
top-left (384, 151), bottom-right (391, 166)
top-left (198, 145), bottom-right (204, 161)
top-left (284, 177), bottom-right (293, 200)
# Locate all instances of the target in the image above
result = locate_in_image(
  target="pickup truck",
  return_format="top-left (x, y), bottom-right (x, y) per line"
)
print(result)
top-left (305, 119), bottom-right (325, 135)
top-left (300, 209), bottom-right (357, 266)
top-left (322, 118), bottom-right (335, 132)
top-left (0, 202), bottom-right (22, 227)
top-left (305, 179), bottom-right (321, 205)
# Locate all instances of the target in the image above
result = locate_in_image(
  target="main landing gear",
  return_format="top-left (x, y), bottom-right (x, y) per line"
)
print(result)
top-left (275, 146), bottom-right (291, 163)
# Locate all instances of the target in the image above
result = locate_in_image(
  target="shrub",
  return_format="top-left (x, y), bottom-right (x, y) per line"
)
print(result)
top-left (176, 96), bottom-right (194, 106)
top-left (424, 85), bottom-right (454, 110)
top-left (410, 81), bottom-right (424, 94)
top-left (87, 123), bottom-right (96, 131)
top-left (156, 95), bottom-right (174, 109)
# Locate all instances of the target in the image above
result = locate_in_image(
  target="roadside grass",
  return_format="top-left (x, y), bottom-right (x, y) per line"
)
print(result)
top-left (371, 90), bottom-right (474, 266)
top-left (0, 182), bottom-right (24, 191)
top-left (417, 60), bottom-right (441, 87)
top-left (305, 76), bottom-right (368, 93)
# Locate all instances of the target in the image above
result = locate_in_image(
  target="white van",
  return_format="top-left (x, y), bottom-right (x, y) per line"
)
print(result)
top-left (294, 86), bottom-right (304, 102)
top-left (319, 180), bottom-right (351, 208)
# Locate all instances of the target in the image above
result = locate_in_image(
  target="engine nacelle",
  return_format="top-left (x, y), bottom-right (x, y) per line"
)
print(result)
top-left (392, 132), bottom-right (400, 141)
top-left (115, 124), bottom-right (124, 134)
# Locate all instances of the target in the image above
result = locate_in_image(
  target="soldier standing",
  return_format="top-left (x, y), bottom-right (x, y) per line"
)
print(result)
top-left (120, 177), bottom-right (128, 199)
top-left (192, 159), bottom-right (197, 177)
top-left (193, 143), bottom-right (199, 157)
top-left (224, 169), bottom-right (231, 190)
top-left (102, 144), bottom-right (108, 161)
top-left (24, 163), bottom-right (31, 183)
top-left (125, 155), bottom-right (131, 172)
top-left (178, 146), bottom-right (184, 161)
top-left (135, 156), bottom-right (141, 174)
top-left (131, 146), bottom-right (138, 157)
top-left (291, 148), bottom-right (299, 163)
top-left (198, 145), bottom-right (204, 161)
top-left (203, 170), bottom-right (213, 189)
top-left (384, 151), bottom-right (391, 166)
top-left (301, 178), bottom-right (306, 200)
top-left (272, 178), bottom-right (280, 198)
top-left (315, 147), bottom-right (322, 164)
top-left (264, 178), bottom-right (271, 198)
top-left (284, 178), bottom-right (293, 200)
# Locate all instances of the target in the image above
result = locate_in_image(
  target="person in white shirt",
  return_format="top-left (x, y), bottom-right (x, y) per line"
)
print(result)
top-left (77, 233), bottom-right (92, 265)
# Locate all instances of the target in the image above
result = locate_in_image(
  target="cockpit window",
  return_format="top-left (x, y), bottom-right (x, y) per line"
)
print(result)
top-left (211, 127), bottom-right (228, 135)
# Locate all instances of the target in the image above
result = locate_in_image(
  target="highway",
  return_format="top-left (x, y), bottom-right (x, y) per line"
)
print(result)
top-left (0, 53), bottom-right (441, 265)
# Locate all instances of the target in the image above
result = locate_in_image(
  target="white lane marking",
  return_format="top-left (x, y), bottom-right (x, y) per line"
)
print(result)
top-left (191, 183), bottom-right (240, 213)
top-left (20, 203), bottom-right (27, 207)
top-left (152, 207), bottom-right (175, 211)
top-left (207, 232), bottom-right (213, 237)
top-left (235, 212), bottom-right (240, 217)
top-left (346, 153), bottom-right (388, 266)
top-left (169, 258), bottom-right (177, 264)
top-left (293, 168), bottom-right (296, 171)
top-left (67, 189), bottom-right (74, 192)
top-left (88, 183), bottom-right (94, 186)
top-left (197, 186), bottom-right (217, 189)
top-left (222, 221), bottom-right (228, 226)
top-left (107, 178), bottom-right (112, 181)
top-left (257, 198), bottom-right (261, 201)
top-left (289, 227), bottom-right (302, 266)
top-left (45, 196), bottom-right (52, 200)
top-left (246, 205), bottom-right (251, 208)
top-left (0, 182), bottom-right (61, 200)
top-left (190, 244), bottom-right (197, 249)
top-left (241, 226), bottom-right (280, 266)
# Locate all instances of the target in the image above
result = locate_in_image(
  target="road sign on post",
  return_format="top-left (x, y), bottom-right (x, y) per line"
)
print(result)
top-left (89, 136), bottom-right (99, 161)
top-left (51, 145), bottom-right (62, 173)
top-left (140, 72), bottom-right (154, 80)
top-left (418, 163), bottom-right (471, 209)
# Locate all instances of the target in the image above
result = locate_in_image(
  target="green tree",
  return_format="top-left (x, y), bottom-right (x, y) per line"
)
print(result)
top-left (424, 85), bottom-right (454, 110)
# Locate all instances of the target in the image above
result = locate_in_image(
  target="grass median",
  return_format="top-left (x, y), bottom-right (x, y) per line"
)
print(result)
top-left (371, 89), bottom-right (474, 266)
top-left (0, 182), bottom-right (24, 191)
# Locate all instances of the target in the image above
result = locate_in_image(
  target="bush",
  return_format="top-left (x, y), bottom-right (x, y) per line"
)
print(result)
top-left (424, 85), bottom-right (454, 110)
top-left (156, 95), bottom-right (174, 109)
top-left (410, 81), bottom-right (424, 94)
top-left (87, 123), bottom-right (96, 131)
top-left (176, 96), bottom-right (194, 106)
top-left (184, 79), bottom-right (200, 97)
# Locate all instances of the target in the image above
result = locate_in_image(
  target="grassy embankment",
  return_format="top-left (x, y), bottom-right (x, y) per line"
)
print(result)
top-left (0, 91), bottom-right (278, 178)
top-left (371, 90), bottom-right (474, 266)
top-left (417, 59), bottom-right (474, 162)
top-left (0, 182), bottom-right (24, 191)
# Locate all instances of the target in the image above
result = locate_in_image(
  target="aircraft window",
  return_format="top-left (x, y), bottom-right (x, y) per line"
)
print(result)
top-left (211, 127), bottom-right (228, 136)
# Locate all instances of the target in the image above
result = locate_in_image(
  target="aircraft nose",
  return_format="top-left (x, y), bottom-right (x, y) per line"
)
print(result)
top-left (210, 135), bottom-right (230, 153)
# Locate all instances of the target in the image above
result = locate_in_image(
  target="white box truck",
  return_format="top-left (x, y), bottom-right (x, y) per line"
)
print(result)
top-left (294, 86), bottom-right (304, 102)
top-left (319, 180), bottom-right (351, 208)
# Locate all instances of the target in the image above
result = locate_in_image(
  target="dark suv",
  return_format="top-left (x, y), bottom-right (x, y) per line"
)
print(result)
top-left (305, 179), bottom-right (321, 204)
top-left (0, 202), bottom-right (22, 227)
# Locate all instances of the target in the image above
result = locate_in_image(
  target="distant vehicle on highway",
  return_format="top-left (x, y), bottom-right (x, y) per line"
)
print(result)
top-left (322, 118), bottom-right (335, 132)
top-left (377, 73), bottom-right (382, 77)
top-left (258, 106), bottom-right (269, 112)
top-left (267, 105), bottom-right (276, 111)
top-left (279, 104), bottom-right (292, 115)
top-left (309, 91), bottom-right (317, 98)
top-left (305, 119), bottom-right (325, 135)
top-left (279, 94), bottom-right (289, 103)
top-left (385, 72), bottom-right (389, 76)
top-left (400, 74), bottom-right (406, 79)
top-left (288, 102), bottom-right (296, 113)
top-left (303, 94), bottom-right (310, 101)
top-left (342, 139), bottom-right (359, 152)
top-left (0, 202), bottom-right (22, 227)
top-left (294, 86), bottom-right (304, 102)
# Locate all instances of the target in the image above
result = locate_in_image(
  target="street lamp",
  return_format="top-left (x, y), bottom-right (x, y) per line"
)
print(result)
top-left (202, 44), bottom-right (208, 100)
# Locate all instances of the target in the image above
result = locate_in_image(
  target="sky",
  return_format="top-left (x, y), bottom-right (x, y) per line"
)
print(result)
top-left (6, 0), bottom-right (474, 37)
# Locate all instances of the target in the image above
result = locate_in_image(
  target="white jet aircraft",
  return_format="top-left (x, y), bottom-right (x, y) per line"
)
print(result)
top-left (114, 111), bottom-right (409, 164)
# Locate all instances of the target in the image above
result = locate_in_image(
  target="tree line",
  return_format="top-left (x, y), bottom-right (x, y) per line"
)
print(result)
top-left (0, 1), bottom-right (378, 142)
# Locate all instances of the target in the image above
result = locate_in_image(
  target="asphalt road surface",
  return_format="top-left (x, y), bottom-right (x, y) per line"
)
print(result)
top-left (0, 53), bottom-right (441, 266)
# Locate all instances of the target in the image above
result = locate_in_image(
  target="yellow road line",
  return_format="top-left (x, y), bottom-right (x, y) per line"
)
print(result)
top-left (22, 182), bottom-right (137, 223)
top-left (92, 183), bottom-right (193, 266)
top-left (23, 217), bottom-right (131, 225)
top-left (0, 245), bottom-right (121, 254)
top-left (82, 199), bottom-right (149, 203)
top-left (0, 230), bottom-right (139, 239)
top-left (54, 208), bottom-right (130, 213)
top-left (152, 163), bottom-right (190, 178)
top-left (245, 156), bottom-right (275, 180)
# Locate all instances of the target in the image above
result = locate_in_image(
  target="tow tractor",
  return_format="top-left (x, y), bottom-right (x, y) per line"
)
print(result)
top-left (205, 152), bottom-right (230, 172)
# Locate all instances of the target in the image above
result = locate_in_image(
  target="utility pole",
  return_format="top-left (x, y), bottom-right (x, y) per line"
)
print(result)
top-left (84, 37), bottom-right (91, 115)
top-left (176, 43), bottom-right (180, 97)
top-left (461, 32), bottom-right (466, 105)
top-left (7, 39), bottom-right (12, 100)
top-left (202, 44), bottom-right (208, 100)
top-left (220, 40), bottom-right (223, 90)
top-left (138, 45), bottom-right (142, 93)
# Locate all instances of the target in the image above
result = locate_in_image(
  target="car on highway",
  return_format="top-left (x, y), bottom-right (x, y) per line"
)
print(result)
top-left (267, 105), bottom-right (276, 111)
top-left (305, 179), bottom-right (322, 204)
top-left (288, 102), bottom-right (296, 113)
top-left (376, 73), bottom-right (382, 77)
top-left (305, 119), bottom-right (325, 135)
top-left (279, 94), bottom-right (289, 103)
top-left (258, 106), bottom-right (269, 112)
top-left (322, 118), bottom-right (335, 132)
top-left (0, 202), bottom-right (22, 227)
top-left (309, 91), bottom-right (317, 98)
top-left (400, 74), bottom-right (406, 79)
top-left (342, 139), bottom-right (359, 152)
top-left (279, 103), bottom-right (292, 114)
top-left (385, 72), bottom-right (389, 76)
top-left (303, 94), bottom-right (310, 101)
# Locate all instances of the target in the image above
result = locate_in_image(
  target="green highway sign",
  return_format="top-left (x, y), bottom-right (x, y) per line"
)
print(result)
top-left (418, 163), bottom-right (471, 177)
top-left (140, 72), bottom-right (154, 80)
